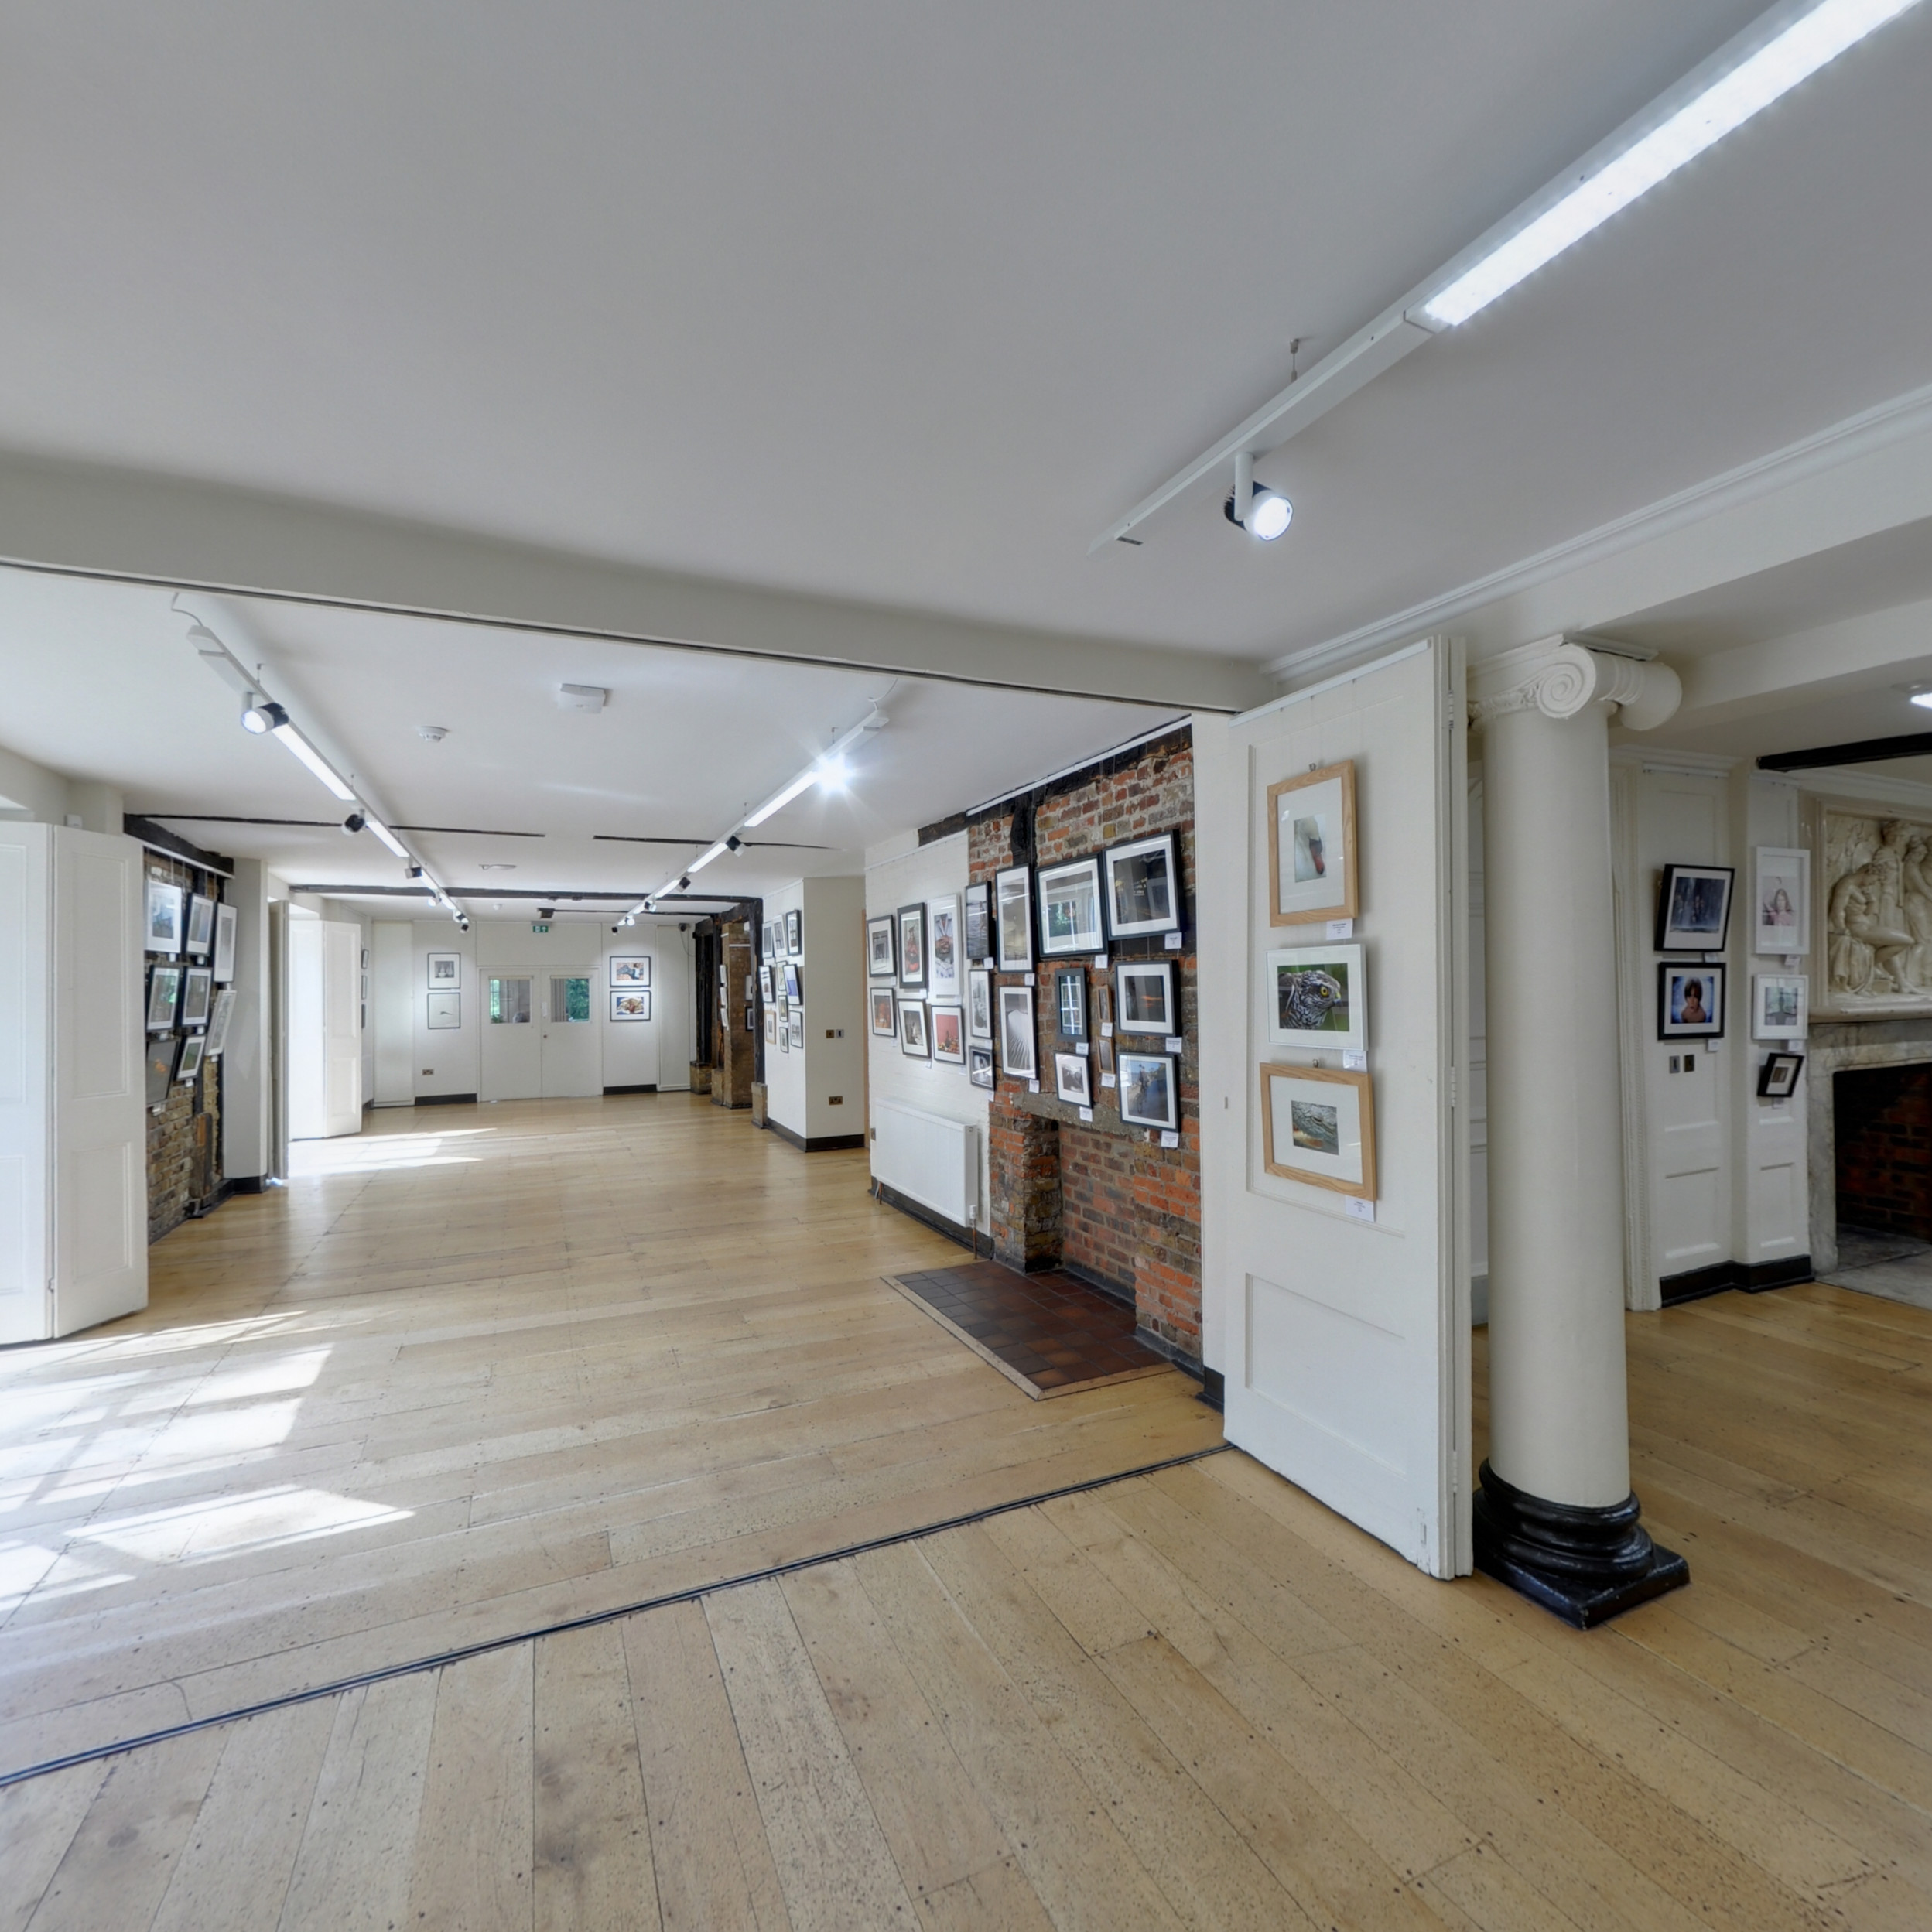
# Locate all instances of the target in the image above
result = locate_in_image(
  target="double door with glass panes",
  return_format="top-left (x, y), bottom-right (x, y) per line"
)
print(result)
top-left (480, 968), bottom-right (599, 1100)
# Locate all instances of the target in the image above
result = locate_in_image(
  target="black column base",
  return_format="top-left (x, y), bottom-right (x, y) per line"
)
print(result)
top-left (1472, 1459), bottom-right (1688, 1629)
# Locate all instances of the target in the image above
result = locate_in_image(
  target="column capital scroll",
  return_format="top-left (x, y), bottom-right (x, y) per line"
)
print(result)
top-left (1468, 638), bottom-right (1680, 733)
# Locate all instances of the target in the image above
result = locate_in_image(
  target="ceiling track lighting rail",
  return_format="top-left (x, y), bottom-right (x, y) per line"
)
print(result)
top-left (1094, 0), bottom-right (1923, 551)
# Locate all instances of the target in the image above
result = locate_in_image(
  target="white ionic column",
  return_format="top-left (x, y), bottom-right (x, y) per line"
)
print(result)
top-left (1469, 638), bottom-right (1687, 1623)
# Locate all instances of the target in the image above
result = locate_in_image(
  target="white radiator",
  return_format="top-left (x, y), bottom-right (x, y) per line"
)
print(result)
top-left (871, 1099), bottom-right (979, 1228)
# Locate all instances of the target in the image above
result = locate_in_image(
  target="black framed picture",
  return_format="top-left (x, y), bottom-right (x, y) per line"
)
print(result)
top-left (867, 915), bottom-right (896, 979)
top-left (786, 908), bottom-right (803, 956)
top-left (1054, 967), bottom-right (1087, 1041)
top-left (145, 962), bottom-right (183, 1031)
top-left (1117, 1051), bottom-right (1178, 1131)
top-left (897, 902), bottom-right (927, 988)
top-left (994, 865), bottom-right (1032, 973)
top-left (1055, 1051), bottom-right (1093, 1107)
top-left (1655, 863), bottom-right (1735, 952)
top-left (1036, 855), bottom-right (1104, 958)
top-left (899, 999), bottom-right (930, 1058)
top-left (1657, 961), bottom-right (1725, 1039)
top-left (144, 1036), bottom-right (177, 1109)
top-left (1103, 832), bottom-right (1178, 940)
top-left (180, 966), bottom-right (214, 1028)
top-left (1758, 1050), bottom-right (1804, 1098)
top-left (969, 1045), bottom-right (995, 1089)
top-left (964, 882), bottom-right (993, 966)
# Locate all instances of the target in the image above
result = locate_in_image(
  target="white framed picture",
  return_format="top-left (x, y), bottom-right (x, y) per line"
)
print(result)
top-left (995, 865), bottom-right (1033, 972)
top-left (1054, 1051), bottom-right (1093, 1106)
top-left (870, 986), bottom-right (897, 1036)
top-left (1115, 961), bottom-right (1174, 1037)
top-left (1117, 1051), bottom-right (1178, 1131)
top-left (899, 1000), bottom-right (930, 1058)
top-left (211, 901), bottom-right (238, 982)
top-left (967, 967), bottom-right (993, 1041)
top-left (184, 892), bottom-right (217, 957)
top-left (997, 983), bottom-right (1038, 1078)
top-left (175, 1034), bottom-right (207, 1082)
top-left (610, 990), bottom-right (651, 1021)
top-left (145, 877), bottom-right (184, 956)
top-left (427, 991), bottom-right (461, 1029)
top-left (610, 956), bottom-right (652, 987)
top-left (1104, 833), bottom-right (1178, 940)
top-left (1260, 1062), bottom-right (1375, 1198)
top-left (927, 894), bottom-right (963, 1000)
top-left (897, 903), bottom-right (926, 988)
top-left (1751, 972), bottom-right (1807, 1040)
top-left (1037, 856), bottom-right (1104, 957)
top-left (1267, 762), bottom-right (1357, 925)
top-left (145, 962), bottom-right (182, 1031)
top-left (204, 986), bottom-right (235, 1057)
top-left (180, 966), bottom-right (214, 1028)
top-left (1752, 847), bottom-right (1809, 956)
top-left (1266, 943), bottom-right (1366, 1052)
top-left (428, 952), bottom-right (462, 988)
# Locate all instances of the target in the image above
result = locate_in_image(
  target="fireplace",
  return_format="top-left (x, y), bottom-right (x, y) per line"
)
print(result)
top-left (1833, 1063), bottom-right (1932, 1242)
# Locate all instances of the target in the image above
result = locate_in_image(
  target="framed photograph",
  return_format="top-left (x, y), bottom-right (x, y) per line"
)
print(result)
top-left (1055, 1051), bottom-right (1093, 1106)
top-left (211, 901), bottom-right (238, 982)
top-left (204, 987), bottom-right (235, 1057)
top-left (610, 956), bottom-right (652, 987)
top-left (145, 1037), bottom-right (178, 1109)
top-left (964, 883), bottom-right (993, 966)
top-left (610, 990), bottom-right (652, 1021)
top-left (783, 961), bottom-right (802, 1003)
top-left (1752, 972), bottom-right (1807, 1040)
top-left (1266, 943), bottom-right (1366, 1052)
top-left (1753, 848), bottom-right (1809, 956)
top-left (1268, 761), bottom-right (1358, 925)
top-left (1260, 1062), bottom-right (1375, 1198)
top-left (180, 966), bottom-right (214, 1028)
top-left (867, 915), bottom-right (897, 979)
top-left (997, 983), bottom-right (1038, 1079)
top-left (969, 1045), bottom-right (996, 1089)
top-left (428, 952), bottom-right (462, 988)
top-left (175, 1034), bottom-right (207, 1083)
top-left (145, 877), bottom-right (183, 956)
top-left (1758, 1051), bottom-right (1804, 1099)
top-left (967, 968), bottom-right (993, 1041)
top-left (184, 893), bottom-right (217, 956)
top-left (759, 964), bottom-right (775, 1003)
top-left (1115, 960), bottom-right (1174, 1037)
top-left (899, 1000), bottom-right (930, 1058)
top-left (995, 864), bottom-right (1033, 972)
top-left (427, 990), bottom-right (462, 1029)
top-left (1655, 863), bottom-right (1735, 952)
top-left (1037, 856), bottom-right (1104, 958)
top-left (1054, 966), bottom-right (1088, 1041)
top-left (897, 903), bottom-right (927, 987)
top-left (1657, 962), bottom-right (1725, 1039)
top-left (1096, 1035), bottom-right (1115, 1079)
top-left (786, 908), bottom-right (803, 956)
top-left (931, 1005), bottom-right (966, 1064)
top-left (870, 987), bottom-right (898, 1035)
top-left (927, 894), bottom-right (963, 1000)
top-left (1104, 833), bottom-right (1178, 940)
top-left (788, 1010), bottom-right (805, 1050)
top-left (764, 1008), bottom-right (778, 1045)
top-left (1118, 1051), bottom-right (1178, 1131)
top-left (745, 1005), bottom-right (755, 1034)
top-left (778, 992), bottom-right (788, 1022)
top-left (145, 962), bottom-right (182, 1031)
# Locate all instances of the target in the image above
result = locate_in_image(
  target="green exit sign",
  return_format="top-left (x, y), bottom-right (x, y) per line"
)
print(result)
top-left (532, 922), bottom-right (551, 933)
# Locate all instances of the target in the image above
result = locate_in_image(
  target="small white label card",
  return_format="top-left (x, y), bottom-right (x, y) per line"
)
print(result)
top-left (1093, 954), bottom-right (1108, 969)
top-left (1024, 972), bottom-right (1036, 987)
top-left (1076, 1040), bottom-right (1089, 1056)
top-left (1345, 1195), bottom-right (1376, 1222)
top-left (1101, 1074), bottom-right (1116, 1089)
top-left (1164, 929), bottom-right (1182, 949)
top-left (1100, 1021), bottom-right (1113, 1038)
top-left (1159, 1130), bottom-right (1180, 1149)
top-left (1326, 918), bottom-right (1355, 940)
top-left (1706, 1038), bottom-right (1721, 1053)
top-left (1079, 1106), bottom-right (1093, 1123)
top-left (1342, 1048), bottom-right (1367, 1071)
top-left (1028, 1079), bottom-right (1040, 1093)
top-left (1164, 1036), bottom-right (1184, 1055)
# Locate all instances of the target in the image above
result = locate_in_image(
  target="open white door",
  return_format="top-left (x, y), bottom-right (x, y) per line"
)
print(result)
top-left (0, 826), bottom-right (53, 1345)
top-left (1198, 638), bottom-right (1472, 1578)
top-left (289, 918), bottom-right (362, 1139)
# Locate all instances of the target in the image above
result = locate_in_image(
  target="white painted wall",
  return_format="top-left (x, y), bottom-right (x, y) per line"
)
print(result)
top-left (223, 857), bottom-right (272, 1179)
top-left (0, 737), bottom-right (123, 831)
top-left (409, 918), bottom-right (479, 1099)
top-left (371, 920), bottom-right (415, 1105)
top-left (765, 874), bottom-right (867, 1144)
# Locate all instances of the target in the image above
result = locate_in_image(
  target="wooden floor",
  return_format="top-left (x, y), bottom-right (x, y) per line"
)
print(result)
top-left (5, 1098), bottom-right (1931, 1930)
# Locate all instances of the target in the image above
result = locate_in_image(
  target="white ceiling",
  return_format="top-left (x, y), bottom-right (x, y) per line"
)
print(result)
top-left (6, 0), bottom-right (1927, 669)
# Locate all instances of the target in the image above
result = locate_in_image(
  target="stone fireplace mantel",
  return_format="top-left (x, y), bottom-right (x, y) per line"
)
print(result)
top-left (1807, 1018), bottom-right (1932, 1275)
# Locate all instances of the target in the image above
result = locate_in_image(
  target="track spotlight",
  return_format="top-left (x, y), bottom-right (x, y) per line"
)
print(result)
top-left (343, 812), bottom-right (366, 836)
top-left (539, 905), bottom-right (556, 920)
top-left (241, 700), bottom-right (287, 735)
top-left (1225, 453), bottom-right (1291, 541)
top-left (726, 835), bottom-right (742, 852)
top-left (678, 875), bottom-right (691, 891)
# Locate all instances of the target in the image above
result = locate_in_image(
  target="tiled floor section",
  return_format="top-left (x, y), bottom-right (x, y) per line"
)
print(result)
top-left (888, 1260), bottom-right (1174, 1398)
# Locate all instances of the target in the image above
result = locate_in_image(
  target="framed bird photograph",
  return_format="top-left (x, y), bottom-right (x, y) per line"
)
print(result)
top-left (1266, 944), bottom-right (1366, 1053)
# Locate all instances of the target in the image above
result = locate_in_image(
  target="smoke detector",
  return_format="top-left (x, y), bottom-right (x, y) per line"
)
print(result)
top-left (417, 724), bottom-right (449, 743)
top-left (557, 684), bottom-right (608, 713)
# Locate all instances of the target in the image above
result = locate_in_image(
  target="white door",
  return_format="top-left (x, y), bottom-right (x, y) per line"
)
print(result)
top-left (52, 829), bottom-right (147, 1335)
top-left (289, 919), bottom-right (362, 1139)
top-left (0, 826), bottom-right (53, 1345)
top-left (540, 971), bottom-right (600, 1097)
top-left (1197, 637), bottom-right (1472, 1579)
top-left (481, 971), bottom-right (541, 1100)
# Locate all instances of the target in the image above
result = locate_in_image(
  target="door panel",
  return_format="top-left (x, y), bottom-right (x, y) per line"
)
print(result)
top-left (0, 828), bottom-right (50, 1342)
top-left (481, 973), bottom-right (541, 1100)
top-left (541, 973), bottom-right (599, 1098)
top-left (323, 921), bottom-right (362, 1137)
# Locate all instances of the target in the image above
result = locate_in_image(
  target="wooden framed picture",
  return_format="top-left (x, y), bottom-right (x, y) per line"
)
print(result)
top-left (1114, 960), bottom-right (1174, 1037)
top-left (964, 883), bottom-right (992, 966)
top-left (1260, 1062), bottom-right (1376, 1198)
top-left (180, 966), bottom-right (214, 1028)
top-left (927, 894), bottom-right (963, 1000)
top-left (1266, 943), bottom-right (1366, 1052)
top-left (428, 952), bottom-right (461, 988)
top-left (931, 1005), bottom-right (966, 1064)
top-left (428, 991), bottom-right (462, 1028)
top-left (610, 956), bottom-right (651, 987)
top-left (1758, 1050), bottom-right (1804, 1099)
top-left (184, 891), bottom-right (217, 957)
top-left (1752, 848), bottom-right (1809, 956)
top-left (145, 962), bottom-right (182, 1031)
top-left (867, 915), bottom-right (897, 978)
top-left (870, 987), bottom-right (897, 1036)
top-left (1752, 972), bottom-right (1807, 1040)
top-left (1055, 1051), bottom-right (1093, 1106)
top-left (1657, 962), bottom-right (1725, 1039)
top-left (786, 908), bottom-right (803, 956)
top-left (1037, 855), bottom-right (1104, 958)
top-left (897, 902), bottom-right (927, 987)
top-left (1267, 761), bottom-right (1358, 925)
top-left (1117, 1051), bottom-right (1178, 1131)
top-left (899, 999), bottom-right (930, 1058)
top-left (145, 877), bottom-right (183, 956)
top-left (175, 1034), bottom-right (207, 1083)
top-left (967, 967), bottom-right (993, 1041)
top-left (610, 990), bottom-right (651, 1021)
top-left (969, 1045), bottom-right (995, 1089)
top-left (997, 983), bottom-right (1038, 1079)
top-left (1103, 832), bottom-right (1178, 940)
top-left (1654, 863), bottom-right (1734, 952)
top-left (1054, 966), bottom-right (1087, 1041)
top-left (212, 901), bottom-right (238, 982)
top-left (995, 864), bottom-right (1033, 972)
top-left (204, 987), bottom-right (235, 1057)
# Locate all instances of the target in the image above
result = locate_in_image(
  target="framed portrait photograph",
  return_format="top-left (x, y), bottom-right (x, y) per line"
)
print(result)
top-left (212, 901), bottom-right (238, 982)
top-left (931, 1005), bottom-right (966, 1064)
top-left (969, 1045), bottom-right (995, 1089)
top-left (867, 915), bottom-right (897, 979)
top-left (428, 991), bottom-right (462, 1029)
top-left (1054, 966), bottom-right (1088, 1041)
top-left (783, 961), bottom-right (802, 1003)
top-left (610, 990), bottom-right (652, 1021)
top-left (764, 1008), bottom-right (778, 1045)
top-left (964, 883), bottom-right (992, 966)
top-left (1657, 962), bottom-right (1725, 1039)
top-left (1752, 972), bottom-right (1807, 1040)
top-left (1115, 960), bottom-right (1174, 1037)
top-left (997, 983), bottom-right (1038, 1079)
top-left (1266, 943), bottom-right (1366, 1052)
top-left (927, 894), bottom-right (963, 1000)
top-left (184, 893), bottom-right (217, 956)
top-left (1037, 856), bottom-right (1104, 958)
top-left (180, 966), bottom-right (214, 1028)
top-left (145, 877), bottom-right (184, 956)
top-left (145, 1037), bottom-right (178, 1110)
top-left (897, 903), bottom-right (927, 987)
top-left (1117, 1051), bottom-right (1178, 1132)
top-left (1655, 863), bottom-right (1735, 952)
top-left (899, 1000), bottom-right (930, 1058)
top-left (204, 987), bottom-right (235, 1058)
top-left (1104, 832), bottom-right (1178, 940)
top-left (788, 1010), bottom-right (805, 1050)
top-left (1758, 1050), bottom-right (1804, 1099)
top-left (610, 956), bottom-right (652, 987)
top-left (146, 962), bottom-right (182, 1031)
top-left (967, 967), bottom-right (993, 1041)
top-left (1054, 1051), bottom-right (1093, 1107)
top-left (1753, 847), bottom-right (1809, 956)
top-left (1267, 761), bottom-right (1358, 925)
top-left (1260, 1062), bottom-right (1376, 1198)
top-left (995, 865), bottom-right (1034, 972)
top-left (175, 1034), bottom-right (207, 1083)
top-left (870, 987), bottom-right (897, 1035)
top-left (786, 908), bottom-right (803, 956)
top-left (428, 952), bottom-right (462, 988)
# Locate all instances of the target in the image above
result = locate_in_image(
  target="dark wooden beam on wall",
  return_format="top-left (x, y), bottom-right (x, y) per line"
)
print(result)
top-left (1758, 730), bottom-right (1932, 772)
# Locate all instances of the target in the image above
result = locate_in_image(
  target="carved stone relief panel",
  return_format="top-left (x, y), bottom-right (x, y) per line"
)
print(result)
top-left (1811, 795), bottom-right (1932, 1017)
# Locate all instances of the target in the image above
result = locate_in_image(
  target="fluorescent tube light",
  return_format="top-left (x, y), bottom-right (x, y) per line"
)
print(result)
top-left (271, 720), bottom-right (357, 801)
top-left (687, 839), bottom-right (732, 874)
top-left (364, 816), bottom-right (410, 858)
top-left (1416, 0), bottom-right (1920, 329)
top-left (744, 770), bottom-right (819, 829)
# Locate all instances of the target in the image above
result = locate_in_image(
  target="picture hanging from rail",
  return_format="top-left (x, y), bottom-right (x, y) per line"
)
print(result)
top-left (145, 877), bottom-right (183, 956)
top-left (1055, 1051), bottom-right (1093, 1107)
top-left (967, 968), bottom-right (993, 1041)
top-left (964, 883), bottom-right (992, 966)
top-left (788, 1010), bottom-right (805, 1050)
top-left (144, 1038), bottom-right (177, 1110)
top-left (1267, 761), bottom-right (1358, 925)
top-left (1753, 847), bottom-right (1809, 956)
top-left (610, 956), bottom-right (651, 987)
top-left (1266, 943), bottom-right (1366, 1052)
top-left (995, 864), bottom-right (1033, 972)
top-left (870, 987), bottom-right (897, 1035)
top-left (1758, 1051), bottom-right (1804, 1099)
top-left (765, 1008), bottom-right (778, 1045)
top-left (610, 990), bottom-right (651, 1021)
top-left (778, 1017), bottom-right (790, 1052)
top-left (899, 1000), bottom-right (929, 1058)
top-left (926, 894), bottom-right (963, 1000)
top-left (867, 915), bottom-right (896, 978)
top-left (204, 987), bottom-right (235, 1058)
top-left (1657, 962), bottom-right (1725, 1039)
top-left (969, 1045), bottom-right (995, 1089)
top-left (1114, 960), bottom-right (1174, 1037)
top-left (783, 961), bottom-right (802, 1003)
top-left (1117, 1051), bottom-right (1178, 1131)
top-left (1654, 863), bottom-right (1735, 953)
top-left (180, 966), bottom-right (214, 1029)
top-left (1104, 832), bottom-right (1178, 940)
top-left (897, 902), bottom-right (926, 987)
top-left (212, 901), bottom-right (238, 982)
top-left (1752, 972), bottom-right (1807, 1041)
top-left (997, 983), bottom-right (1038, 1079)
top-left (930, 1006), bottom-right (966, 1064)
top-left (1037, 855), bottom-right (1103, 957)
top-left (786, 908), bottom-right (803, 956)
top-left (1055, 966), bottom-right (1087, 1041)
top-left (428, 952), bottom-right (461, 988)
top-left (145, 963), bottom-right (182, 1031)
top-left (427, 991), bottom-right (461, 1029)
top-left (1260, 1062), bottom-right (1375, 1198)
top-left (175, 1034), bottom-right (207, 1083)
top-left (758, 964), bottom-right (774, 1004)
top-left (184, 892), bottom-right (217, 956)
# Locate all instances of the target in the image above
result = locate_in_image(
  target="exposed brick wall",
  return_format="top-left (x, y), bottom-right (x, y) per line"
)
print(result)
top-left (1835, 1064), bottom-right (1932, 1238)
top-left (145, 853), bottom-right (224, 1243)
top-left (711, 918), bottom-right (758, 1108)
top-left (989, 1099), bottom-right (1061, 1270)
top-left (1060, 1124), bottom-right (1137, 1294)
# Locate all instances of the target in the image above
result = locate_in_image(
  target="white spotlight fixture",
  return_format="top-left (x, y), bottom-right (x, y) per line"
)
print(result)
top-left (241, 699), bottom-right (284, 735)
top-left (1223, 451), bottom-right (1292, 542)
top-left (1910, 689), bottom-right (1932, 710)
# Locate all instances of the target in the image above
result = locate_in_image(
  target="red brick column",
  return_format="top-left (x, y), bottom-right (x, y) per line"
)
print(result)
top-left (988, 1096), bottom-right (1062, 1270)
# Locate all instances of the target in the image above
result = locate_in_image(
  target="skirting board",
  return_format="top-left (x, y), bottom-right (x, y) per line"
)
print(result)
top-left (414, 1092), bottom-right (478, 1106)
top-left (602, 1083), bottom-right (659, 1095)
top-left (765, 1117), bottom-right (867, 1153)
top-left (874, 1178), bottom-right (980, 1255)
top-left (1660, 1255), bottom-right (1814, 1305)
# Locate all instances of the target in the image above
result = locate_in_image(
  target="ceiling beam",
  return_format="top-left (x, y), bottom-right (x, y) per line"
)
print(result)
top-left (1759, 730), bottom-right (1932, 772)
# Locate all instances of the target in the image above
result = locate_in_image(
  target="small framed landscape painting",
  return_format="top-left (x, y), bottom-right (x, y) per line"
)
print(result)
top-left (867, 915), bottom-right (896, 978)
top-left (185, 893), bottom-right (217, 956)
top-left (610, 956), bottom-right (651, 987)
top-left (1657, 962), bottom-right (1725, 1039)
top-left (786, 908), bottom-right (803, 956)
top-left (1267, 943), bottom-right (1366, 1052)
top-left (1267, 761), bottom-right (1357, 925)
top-left (146, 963), bottom-right (182, 1031)
top-left (967, 967), bottom-right (993, 1041)
top-left (212, 901), bottom-right (238, 982)
top-left (428, 991), bottom-right (461, 1028)
top-left (1055, 967), bottom-right (1087, 1041)
top-left (964, 883), bottom-right (992, 966)
top-left (1104, 833), bottom-right (1178, 940)
top-left (897, 904), bottom-right (926, 987)
top-left (1037, 857), bottom-right (1103, 958)
top-left (1753, 848), bottom-right (1809, 956)
top-left (931, 1005), bottom-right (966, 1064)
top-left (1260, 1062), bottom-right (1375, 1198)
top-left (1054, 1051), bottom-right (1093, 1107)
top-left (180, 966), bottom-right (214, 1028)
top-left (899, 1000), bottom-right (930, 1058)
top-left (429, 952), bottom-right (461, 988)
top-left (1655, 863), bottom-right (1734, 952)
top-left (146, 878), bottom-right (183, 956)
top-left (997, 983), bottom-right (1038, 1079)
top-left (969, 1045), bottom-right (995, 1089)
top-left (927, 894), bottom-right (963, 1000)
top-left (1117, 1051), bottom-right (1178, 1132)
top-left (1752, 972), bottom-right (1807, 1040)
top-left (870, 987), bottom-right (897, 1036)
top-left (610, 990), bottom-right (651, 1021)
top-left (1115, 961), bottom-right (1174, 1037)
top-left (1758, 1051), bottom-right (1804, 1099)
top-left (995, 864), bottom-right (1033, 972)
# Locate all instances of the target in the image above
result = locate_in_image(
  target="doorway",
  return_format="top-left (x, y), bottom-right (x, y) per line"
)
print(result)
top-left (480, 967), bottom-right (600, 1100)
